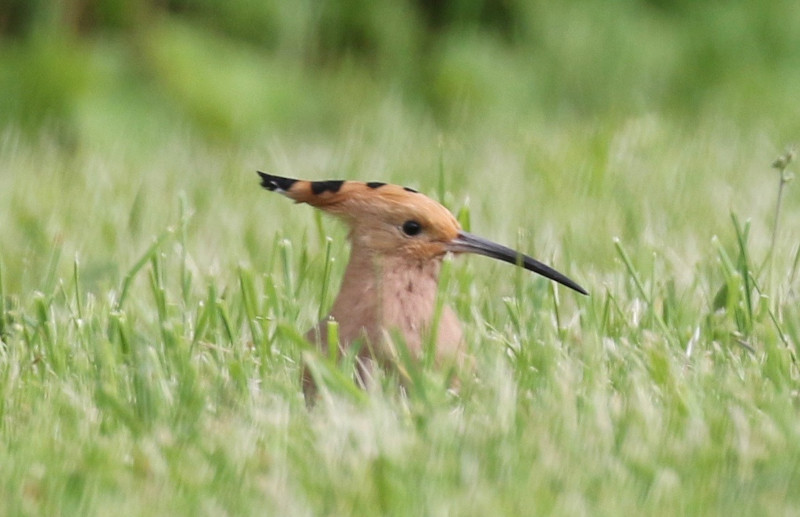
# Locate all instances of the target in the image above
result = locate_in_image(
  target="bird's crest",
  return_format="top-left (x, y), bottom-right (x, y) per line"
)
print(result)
top-left (258, 171), bottom-right (419, 206)
top-left (257, 171), bottom-right (460, 237)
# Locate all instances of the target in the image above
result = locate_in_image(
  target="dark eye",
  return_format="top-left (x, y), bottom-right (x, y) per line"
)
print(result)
top-left (401, 220), bottom-right (422, 236)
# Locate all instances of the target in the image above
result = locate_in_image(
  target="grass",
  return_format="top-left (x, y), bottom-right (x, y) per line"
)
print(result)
top-left (2, 110), bottom-right (799, 516)
top-left (2, 4), bottom-right (800, 512)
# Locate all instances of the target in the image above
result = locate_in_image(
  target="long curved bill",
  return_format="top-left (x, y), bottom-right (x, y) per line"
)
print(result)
top-left (447, 231), bottom-right (588, 295)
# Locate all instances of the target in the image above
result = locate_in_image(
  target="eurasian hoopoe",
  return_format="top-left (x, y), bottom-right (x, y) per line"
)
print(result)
top-left (258, 171), bottom-right (586, 396)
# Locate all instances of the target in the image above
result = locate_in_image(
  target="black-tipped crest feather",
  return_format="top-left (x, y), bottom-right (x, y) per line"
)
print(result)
top-left (258, 171), bottom-right (297, 192)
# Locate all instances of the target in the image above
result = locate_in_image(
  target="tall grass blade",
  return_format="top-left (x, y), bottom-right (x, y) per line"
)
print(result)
top-left (116, 227), bottom-right (174, 311)
top-left (550, 280), bottom-right (562, 335)
top-left (239, 266), bottom-right (265, 351)
top-left (730, 213), bottom-right (754, 333)
top-left (326, 318), bottom-right (339, 363)
top-left (0, 256), bottom-right (6, 340)
top-left (318, 237), bottom-right (334, 321)
top-left (72, 254), bottom-right (83, 321)
top-left (178, 192), bottom-right (193, 306)
top-left (614, 238), bottom-right (673, 343)
top-left (280, 239), bottom-right (294, 298)
top-left (34, 292), bottom-right (60, 372)
top-left (216, 298), bottom-right (236, 348)
top-left (613, 238), bottom-right (649, 303)
top-left (148, 253), bottom-right (175, 349)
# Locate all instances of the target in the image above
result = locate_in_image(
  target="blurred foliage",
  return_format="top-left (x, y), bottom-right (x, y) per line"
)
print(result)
top-left (0, 0), bottom-right (799, 143)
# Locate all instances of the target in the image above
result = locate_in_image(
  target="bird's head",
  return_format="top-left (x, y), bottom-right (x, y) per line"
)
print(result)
top-left (258, 171), bottom-right (587, 295)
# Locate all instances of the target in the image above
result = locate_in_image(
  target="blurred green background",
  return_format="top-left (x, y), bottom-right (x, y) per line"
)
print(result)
top-left (2, 0), bottom-right (799, 144)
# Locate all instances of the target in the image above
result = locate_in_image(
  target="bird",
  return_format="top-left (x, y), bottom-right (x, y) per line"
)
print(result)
top-left (257, 171), bottom-right (587, 397)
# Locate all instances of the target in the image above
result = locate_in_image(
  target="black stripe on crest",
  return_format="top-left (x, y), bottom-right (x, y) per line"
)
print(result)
top-left (366, 182), bottom-right (386, 189)
top-left (311, 180), bottom-right (345, 195)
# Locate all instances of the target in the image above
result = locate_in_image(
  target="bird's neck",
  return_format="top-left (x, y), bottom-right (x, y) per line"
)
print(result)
top-left (327, 245), bottom-right (443, 351)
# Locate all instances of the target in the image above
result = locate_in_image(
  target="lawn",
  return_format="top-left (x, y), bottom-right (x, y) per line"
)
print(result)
top-left (1, 2), bottom-right (800, 515)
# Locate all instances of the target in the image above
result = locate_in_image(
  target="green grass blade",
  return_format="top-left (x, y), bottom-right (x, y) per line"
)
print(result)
top-left (318, 237), bottom-right (334, 321)
top-left (730, 213), bottom-right (754, 332)
top-left (116, 227), bottom-right (174, 311)
top-left (280, 238), bottom-right (294, 298)
top-left (613, 238), bottom-right (649, 303)
top-left (239, 265), bottom-right (265, 351)
top-left (72, 254), bottom-right (83, 321)
top-left (0, 256), bottom-right (6, 340)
